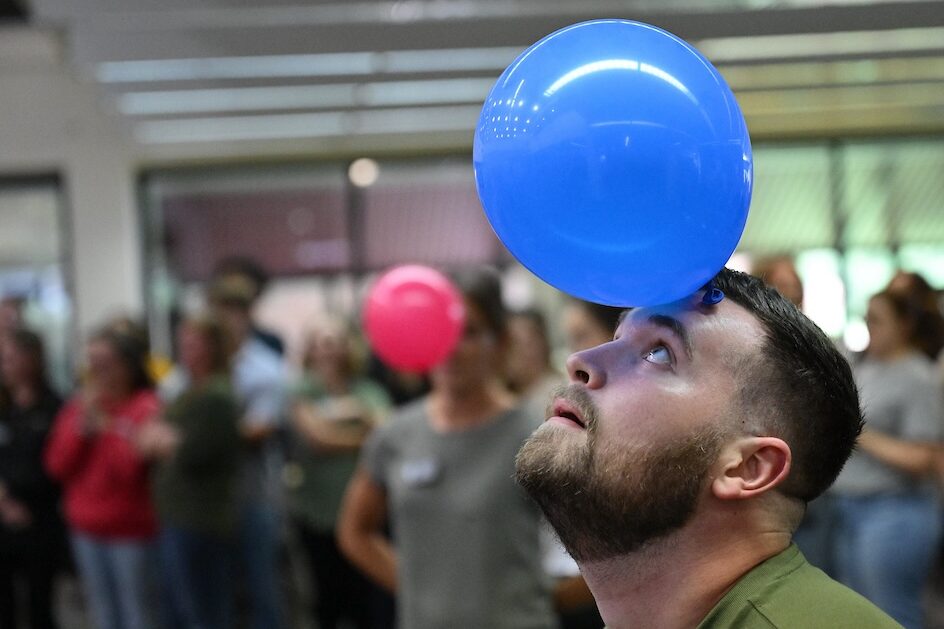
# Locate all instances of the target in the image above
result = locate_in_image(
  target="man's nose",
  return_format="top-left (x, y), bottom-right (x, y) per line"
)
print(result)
top-left (566, 345), bottom-right (607, 388)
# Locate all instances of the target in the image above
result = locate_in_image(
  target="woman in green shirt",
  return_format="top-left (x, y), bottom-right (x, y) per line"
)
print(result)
top-left (287, 318), bottom-right (390, 629)
top-left (138, 316), bottom-right (241, 629)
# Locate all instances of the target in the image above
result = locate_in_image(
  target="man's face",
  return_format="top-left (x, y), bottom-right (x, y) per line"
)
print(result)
top-left (515, 293), bottom-right (764, 561)
top-left (212, 301), bottom-right (251, 339)
top-left (506, 316), bottom-right (548, 386)
top-left (430, 302), bottom-right (500, 396)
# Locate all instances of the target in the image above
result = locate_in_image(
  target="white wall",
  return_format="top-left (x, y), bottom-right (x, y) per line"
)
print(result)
top-left (0, 26), bottom-right (144, 338)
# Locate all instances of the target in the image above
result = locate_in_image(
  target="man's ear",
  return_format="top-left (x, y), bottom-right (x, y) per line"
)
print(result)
top-left (711, 437), bottom-right (792, 500)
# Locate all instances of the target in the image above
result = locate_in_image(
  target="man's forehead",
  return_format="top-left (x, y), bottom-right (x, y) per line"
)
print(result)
top-left (618, 294), bottom-right (764, 350)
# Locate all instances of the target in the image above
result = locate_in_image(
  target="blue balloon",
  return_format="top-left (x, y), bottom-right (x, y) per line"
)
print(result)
top-left (473, 20), bottom-right (752, 307)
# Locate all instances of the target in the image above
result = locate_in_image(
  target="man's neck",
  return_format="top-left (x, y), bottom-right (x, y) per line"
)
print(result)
top-left (231, 327), bottom-right (251, 348)
top-left (579, 516), bottom-right (792, 629)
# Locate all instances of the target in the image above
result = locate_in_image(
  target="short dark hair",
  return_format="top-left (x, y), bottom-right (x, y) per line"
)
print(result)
top-left (883, 274), bottom-right (944, 360)
top-left (6, 327), bottom-right (47, 383)
top-left (452, 268), bottom-right (506, 338)
top-left (0, 327), bottom-right (51, 411)
top-left (510, 308), bottom-right (552, 366)
top-left (710, 268), bottom-right (863, 503)
top-left (212, 256), bottom-right (270, 299)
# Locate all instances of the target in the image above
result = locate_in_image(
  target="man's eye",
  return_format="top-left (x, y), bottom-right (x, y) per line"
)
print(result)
top-left (644, 345), bottom-right (672, 365)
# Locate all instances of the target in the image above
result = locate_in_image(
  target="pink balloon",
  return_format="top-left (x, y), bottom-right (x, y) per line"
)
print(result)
top-left (363, 265), bottom-right (465, 373)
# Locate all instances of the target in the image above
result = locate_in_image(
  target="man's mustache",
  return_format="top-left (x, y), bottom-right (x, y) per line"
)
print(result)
top-left (546, 383), bottom-right (599, 433)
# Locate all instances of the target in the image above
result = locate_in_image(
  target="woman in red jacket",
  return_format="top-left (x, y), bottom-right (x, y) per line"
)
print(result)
top-left (45, 328), bottom-right (161, 629)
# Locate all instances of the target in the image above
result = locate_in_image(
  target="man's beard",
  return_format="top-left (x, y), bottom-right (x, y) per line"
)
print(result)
top-left (515, 384), bottom-right (726, 562)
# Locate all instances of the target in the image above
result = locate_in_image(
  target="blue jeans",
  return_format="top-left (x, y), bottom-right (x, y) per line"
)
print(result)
top-left (834, 492), bottom-right (942, 629)
top-left (158, 526), bottom-right (234, 629)
top-left (239, 503), bottom-right (283, 629)
top-left (70, 531), bottom-right (158, 629)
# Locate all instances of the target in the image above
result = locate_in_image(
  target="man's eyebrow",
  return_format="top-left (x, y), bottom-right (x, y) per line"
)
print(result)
top-left (647, 313), bottom-right (694, 359)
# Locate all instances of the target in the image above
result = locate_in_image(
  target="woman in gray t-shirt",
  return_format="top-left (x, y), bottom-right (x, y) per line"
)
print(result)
top-left (831, 290), bottom-right (944, 629)
top-left (337, 269), bottom-right (555, 629)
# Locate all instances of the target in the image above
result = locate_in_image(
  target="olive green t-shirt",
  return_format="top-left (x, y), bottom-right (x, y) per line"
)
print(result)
top-left (697, 544), bottom-right (901, 628)
top-left (153, 376), bottom-right (242, 537)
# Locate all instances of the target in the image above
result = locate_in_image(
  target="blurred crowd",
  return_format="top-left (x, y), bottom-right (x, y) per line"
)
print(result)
top-left (1, 256), bottom-right (943, 629)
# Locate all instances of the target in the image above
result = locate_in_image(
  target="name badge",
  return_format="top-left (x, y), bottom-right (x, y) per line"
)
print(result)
top-left (400, 458), bottom-right (441, 488)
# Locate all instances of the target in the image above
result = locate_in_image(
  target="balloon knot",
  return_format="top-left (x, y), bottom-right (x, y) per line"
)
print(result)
top-left (701, 282), bottom-right (725, 306)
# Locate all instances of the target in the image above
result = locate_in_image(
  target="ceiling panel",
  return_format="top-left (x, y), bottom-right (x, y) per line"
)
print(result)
top-left (740, 145), bottom-right (835, 253)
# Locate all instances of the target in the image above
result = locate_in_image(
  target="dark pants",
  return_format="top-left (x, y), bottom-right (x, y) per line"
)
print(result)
top-left (0, 543), bottom-right (59, 629)
top-left (295, 520), bottom-right (373, 629)
top-left (158, 526), bottom-right (234, 629)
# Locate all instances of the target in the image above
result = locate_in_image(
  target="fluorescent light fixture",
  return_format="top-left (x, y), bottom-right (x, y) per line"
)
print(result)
top-left (739, 82), bottom-right (944, 114)
top-left (118, 85), bottom-right (357, 115)
top-left (98, 47), bottom-right (520, 83)
top-left (134, 104), bottom-right (481, 143)
top-left (700, 27), bottom-right (944, 62)
top-left (135, 111), bottom-right (347, 143)
top-left (720, 56), bottom-right (944, 90)
top-left (117, 78), bottom-right (495, 115)
top-left (98, 52), bottom-right (376, 82)
top-left (97, 26), bottom-right (944, 85)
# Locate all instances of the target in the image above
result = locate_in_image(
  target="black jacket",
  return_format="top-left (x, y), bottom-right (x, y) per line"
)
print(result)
top-left (0, 388), bottom-right (63, 551)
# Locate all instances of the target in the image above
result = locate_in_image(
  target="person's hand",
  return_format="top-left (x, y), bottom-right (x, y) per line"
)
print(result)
top-left (333, 396), bottom-right (369, 422)
top-left (136, 421), bottom-right (180, 460)
top-left (0, 495), bottom-right (32, 529)
top-left (80, 386), bottom-right (108, 434)
top-left (153, 423), bottom-right (181, 459)
top-left (856, 429), bottom-right (882, 455)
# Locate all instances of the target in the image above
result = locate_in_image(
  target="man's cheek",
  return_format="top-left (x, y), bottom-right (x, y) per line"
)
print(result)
top-left (601, 403), bottom-right (672, 446)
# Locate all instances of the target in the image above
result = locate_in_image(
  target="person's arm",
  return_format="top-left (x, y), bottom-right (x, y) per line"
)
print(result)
top-left (856, 430), bottom-right (938, 477)
top-left (292, 398), bottom-right (373, 453)
top-left (100, 395), bottom-right (162, 485)
top-left (858, 371), bottom-right (943, 477)
top-left (0, 480), bottom-right (32, 528)
top-left (241, 373), bottom-right (285, 445)
top-left (242, 421), bottom-right (277, 443)
top-left (336, 468), bottom-right (398, 592)
top-left (43, 401), bottom-right (93, 482)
